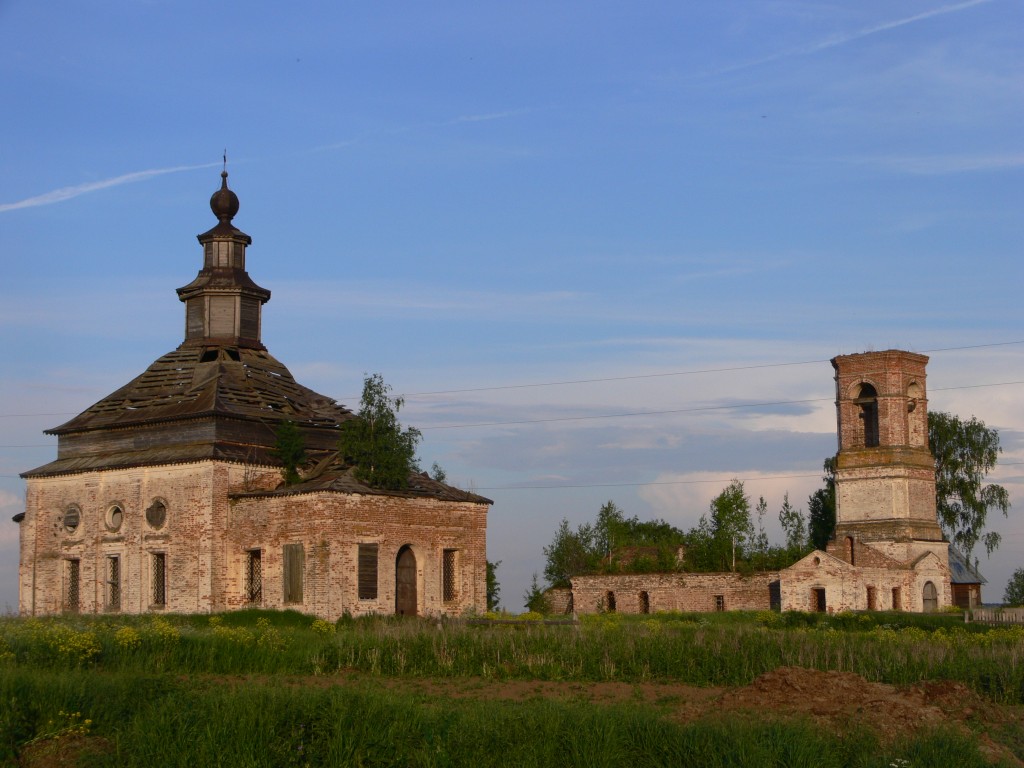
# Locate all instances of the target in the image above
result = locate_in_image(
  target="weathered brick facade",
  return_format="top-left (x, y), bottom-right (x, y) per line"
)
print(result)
top-left (16, 174), bottom-right (489, 620)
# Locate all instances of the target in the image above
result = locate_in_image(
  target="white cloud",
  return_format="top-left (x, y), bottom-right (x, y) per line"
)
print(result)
top-left (712, 0), bottom-right (995, 75)
top-left (0, 162), bottom-right (220, 213)
top-left (844, 153), bottom-right (1024, 176)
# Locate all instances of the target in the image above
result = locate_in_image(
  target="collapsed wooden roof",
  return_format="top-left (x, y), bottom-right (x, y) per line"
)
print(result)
top-left (22, 344), bottom-right (353, 478)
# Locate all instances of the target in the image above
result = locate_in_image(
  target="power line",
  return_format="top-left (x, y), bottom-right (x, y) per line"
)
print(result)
top-left (1, 379), bottom-right (1022, 443)
top-left (394, 339), bottom-right (1024, 399)
top-left (420, 380), bottom-right (1024, 431)
top-left (467, 460), bottom-right (1024, 492)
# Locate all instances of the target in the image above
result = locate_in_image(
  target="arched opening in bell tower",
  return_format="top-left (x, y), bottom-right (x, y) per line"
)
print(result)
top-left (854, 383), bottom-right (879, 447)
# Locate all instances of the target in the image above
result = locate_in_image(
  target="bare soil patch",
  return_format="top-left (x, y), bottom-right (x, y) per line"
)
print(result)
top-left (18, 734), bottom-right (114, 768)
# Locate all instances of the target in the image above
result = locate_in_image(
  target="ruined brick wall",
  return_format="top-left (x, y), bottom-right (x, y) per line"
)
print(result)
top-left (544, 588), bottom-right (573, 615)
top-left (571, 572), bottom-right (779, 614)
top-left (226, 491), bottom-right (488, 620)
top-left (826, 537), bottom-right (905, 568)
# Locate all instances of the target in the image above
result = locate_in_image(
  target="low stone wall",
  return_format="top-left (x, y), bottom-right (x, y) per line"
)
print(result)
top-left (571, 572), bottom-right (779, 614)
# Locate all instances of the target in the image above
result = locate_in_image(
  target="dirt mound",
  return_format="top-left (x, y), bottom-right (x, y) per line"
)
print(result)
top-left (705, 667), bottom-right (1021, 765)
top-left (717, 667), bottom-right (947, 734)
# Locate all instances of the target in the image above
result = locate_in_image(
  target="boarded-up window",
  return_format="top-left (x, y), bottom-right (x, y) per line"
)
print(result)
top-left (282, 544), bottom-right (304, 604)
top-left (65, 559), bottom-right (80, 613)
top-left (246, 550), bottom-right (263, 603)
top-left (358, 544), bottom-right (378, 600)
top-left (442, 549), bottom-right (458, 602)
top-left (186, 299), bottom-right (204, 339)
top-left (240, 298), bottom-right (260, 340)
top-left (208, 295), bottom-right (236, 338)
top-left (106, 556), bottom-right (121, 612)
top-left (152, 553), bottom-right (166, 607)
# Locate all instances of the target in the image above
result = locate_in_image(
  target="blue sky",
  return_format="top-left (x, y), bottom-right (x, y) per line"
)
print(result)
top-left (1, 0), bottom-right (1022, 611)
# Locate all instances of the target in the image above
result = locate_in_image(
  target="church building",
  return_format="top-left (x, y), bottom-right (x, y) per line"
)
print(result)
top-left (567, 350), bottom-right (956, 615)
top-left (16, 172), bottom-right (490, 620)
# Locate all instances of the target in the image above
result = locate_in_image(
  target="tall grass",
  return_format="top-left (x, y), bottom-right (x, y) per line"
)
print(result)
top-left (0, 668), bottom-right (1008, 768)
top-left (1, 610), bottom-right (1021, 701)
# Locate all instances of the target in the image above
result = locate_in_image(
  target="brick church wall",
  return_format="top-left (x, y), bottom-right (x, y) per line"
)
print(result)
top-left (19, 460), bottom-right (486, 620)
top-left (226, 490), bottom-right (488, 620)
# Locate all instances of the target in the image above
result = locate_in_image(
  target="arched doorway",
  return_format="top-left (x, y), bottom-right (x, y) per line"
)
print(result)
top-left (395, 546), bottom-right (417, 616)
top-left (922, 581), bottom-right (938, 612)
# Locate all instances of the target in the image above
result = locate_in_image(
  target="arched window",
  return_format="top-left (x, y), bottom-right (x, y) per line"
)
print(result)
top-left (146, 499), bottom-right (167, 529)
top-left (922, 581), bottom-right (938, 612)
top-left (63, 505), bottom-right (81, 534)
top-left (854, 383), bottom-right (879, 447)
top-left (845, 536), bottom-right (855, 565)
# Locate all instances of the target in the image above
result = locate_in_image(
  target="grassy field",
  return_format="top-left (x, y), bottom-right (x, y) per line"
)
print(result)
top-left (0, 610), bottom-right (1021, 766)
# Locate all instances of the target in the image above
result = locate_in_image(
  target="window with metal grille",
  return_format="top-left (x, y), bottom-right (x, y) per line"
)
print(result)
top-left (106, 556), bottom-right (121, 612)
top-left (358, 544), bottom-right (378, 600)
top-left (442, 549), bottom-right (458, 602)
top-left (65, 559), bottom-right (80, 613)
top-left (282, 544), bottom-right (304, 604)
top-left (715, 594), bottom-right (725, 612)
top-left (152, 553), bottom-right (166, 607)
top-left (246, 549), bottom-right (263, 604)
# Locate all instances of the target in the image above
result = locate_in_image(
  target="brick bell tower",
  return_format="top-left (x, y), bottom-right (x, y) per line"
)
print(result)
top-left (830, 350), bottom-right (947, 565)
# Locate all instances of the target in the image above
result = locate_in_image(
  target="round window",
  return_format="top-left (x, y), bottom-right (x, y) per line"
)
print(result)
top-left (107, 504), bottom-right (124, 532)
top-left (146, 500), bottom-right (167, 529)
top-left (63, 506), bottom-right (81, 534)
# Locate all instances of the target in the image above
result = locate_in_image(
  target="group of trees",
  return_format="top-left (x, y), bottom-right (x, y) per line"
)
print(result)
top-left (542, 501), bottom-right (688, 588)
top-left (541, 482), bottom-right (816, 588)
